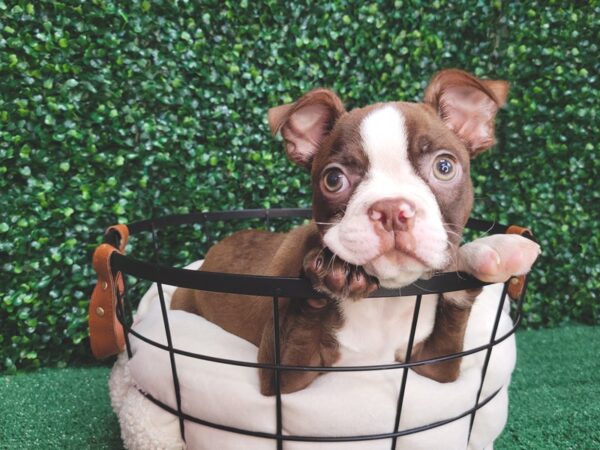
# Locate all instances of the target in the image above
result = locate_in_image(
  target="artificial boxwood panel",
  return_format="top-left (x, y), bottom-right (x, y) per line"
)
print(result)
top-left (0, 0), bottom-right (598, 371)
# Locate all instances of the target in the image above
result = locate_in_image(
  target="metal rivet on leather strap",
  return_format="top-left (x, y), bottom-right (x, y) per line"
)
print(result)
top-left (102, 281), bottom-right (108, 290)
top-left (510, 277), bottom-right (520, 285)
top-left (96, 306), bottom-right (105, 317)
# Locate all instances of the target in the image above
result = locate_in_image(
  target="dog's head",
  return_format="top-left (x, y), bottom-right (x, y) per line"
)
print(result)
top-left (269, 69), bottom-right (508, 288)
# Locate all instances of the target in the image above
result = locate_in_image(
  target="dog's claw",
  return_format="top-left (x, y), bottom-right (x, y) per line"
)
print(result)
top-left (314, 255), bottom-right (324, 271)
top-left (303, 248), bottom-right (379, 301)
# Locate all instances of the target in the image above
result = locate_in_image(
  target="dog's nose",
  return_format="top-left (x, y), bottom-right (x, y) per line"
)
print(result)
top-left (368, 198), bottom-right (416, 232)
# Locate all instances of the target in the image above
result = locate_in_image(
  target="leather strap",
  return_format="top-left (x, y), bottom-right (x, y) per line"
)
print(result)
top-left (104, 224), bottom-right (129, 253)
top-left (89, 225), bottom-right (129, 359)
top-left (506, 225), bottom-right (533, 300)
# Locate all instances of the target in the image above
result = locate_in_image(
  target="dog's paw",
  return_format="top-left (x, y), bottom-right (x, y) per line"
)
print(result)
top-left (458, 234), bottom-right (540, 283)
top-left (303, 247), bottom-right (379, 301)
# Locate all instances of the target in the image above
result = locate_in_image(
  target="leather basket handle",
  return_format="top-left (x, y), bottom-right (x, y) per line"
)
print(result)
top-left (506, 225), bottom-right (534, 300)
top-left (89, 224), bottom-right (129, 359)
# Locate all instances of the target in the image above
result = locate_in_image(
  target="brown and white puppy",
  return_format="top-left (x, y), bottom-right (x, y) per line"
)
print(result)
top-left (172, 69), bottom-right (528, 396)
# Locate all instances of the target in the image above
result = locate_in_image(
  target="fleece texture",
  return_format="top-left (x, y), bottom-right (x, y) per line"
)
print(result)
top-left (109, 261), bottom-right (515, 450)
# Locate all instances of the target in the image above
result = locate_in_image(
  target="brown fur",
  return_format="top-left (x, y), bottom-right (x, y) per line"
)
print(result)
top-left (409, 289), bottom-right (481, 382)
top-left (171, 223), bottom-right (343, 395)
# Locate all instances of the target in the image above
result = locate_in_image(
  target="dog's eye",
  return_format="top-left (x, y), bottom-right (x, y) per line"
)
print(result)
top-left (323, 168), bottom-right (349, 193)
top-left (432, 155), bottom-right (457, 181)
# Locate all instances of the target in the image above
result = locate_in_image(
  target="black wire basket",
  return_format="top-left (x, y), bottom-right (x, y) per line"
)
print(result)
top-left (90, 208), bottom-right (534, 449)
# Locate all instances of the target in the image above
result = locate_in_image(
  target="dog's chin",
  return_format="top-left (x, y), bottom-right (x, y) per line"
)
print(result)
top-left (363, 252), bottom-right (428, 289)
top-left (323, 226), bottom-right (449, 288)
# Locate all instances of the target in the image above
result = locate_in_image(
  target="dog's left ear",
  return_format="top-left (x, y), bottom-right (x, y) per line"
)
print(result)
top-left (424, 69), bottom-right (509, 157)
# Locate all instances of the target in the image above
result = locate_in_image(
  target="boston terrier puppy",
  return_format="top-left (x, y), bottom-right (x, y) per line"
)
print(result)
top-left (171, 69), bottom-right (540, 395)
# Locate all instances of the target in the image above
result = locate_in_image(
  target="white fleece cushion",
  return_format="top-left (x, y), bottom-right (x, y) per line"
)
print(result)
top-left (110, 260), bottom-right (515, 450)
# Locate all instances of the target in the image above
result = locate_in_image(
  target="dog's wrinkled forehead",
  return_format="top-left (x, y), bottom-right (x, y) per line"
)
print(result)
top-left (312, 102), bottom-right (468, 182)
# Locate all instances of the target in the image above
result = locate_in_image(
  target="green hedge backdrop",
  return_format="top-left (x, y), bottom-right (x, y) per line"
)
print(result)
top-left (1, 0), bottom-right (598, 371)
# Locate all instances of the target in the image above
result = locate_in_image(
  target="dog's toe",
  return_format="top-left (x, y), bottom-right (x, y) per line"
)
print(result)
top-left (324, 265), bottom-right (349, 293)
top-left (345, 267), bottom-right (379, 299)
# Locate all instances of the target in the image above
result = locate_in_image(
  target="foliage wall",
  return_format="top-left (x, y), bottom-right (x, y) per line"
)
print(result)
top-left (1, 0), bottom-right (598, 371)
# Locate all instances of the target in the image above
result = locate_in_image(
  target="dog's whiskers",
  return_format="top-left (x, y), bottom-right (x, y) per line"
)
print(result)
top-left (410, 280), bottom-right (437, 294)
top-left (326, 252), bottom-right (337, 273)
top-left (315, 221), bottom-right (338, 226)
top-left (441, 223), bottom-right (477, 245)
top-left (314, 246), bottom-right (328, 267)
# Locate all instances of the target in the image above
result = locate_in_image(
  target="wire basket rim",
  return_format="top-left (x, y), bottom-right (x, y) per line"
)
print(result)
top-left (106, 208), bottom-right (528, 299)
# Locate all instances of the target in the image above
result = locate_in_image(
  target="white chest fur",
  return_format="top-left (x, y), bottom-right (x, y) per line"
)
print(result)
top-left (334, 294), bottom-right (438, 366)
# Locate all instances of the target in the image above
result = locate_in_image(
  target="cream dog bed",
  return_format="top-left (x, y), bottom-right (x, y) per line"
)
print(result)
top-left (109, 261), bottom-right (515, 450)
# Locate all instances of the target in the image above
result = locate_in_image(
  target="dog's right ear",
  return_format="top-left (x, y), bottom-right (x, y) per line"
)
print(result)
top-left (268, 89), bottom-right (345, 168)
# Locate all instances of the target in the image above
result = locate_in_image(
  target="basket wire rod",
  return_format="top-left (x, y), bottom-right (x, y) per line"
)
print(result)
top-left (127, 209), bottom-right (503, 235)
top-left (139, 385), bottom-right (502, 443)
top-left (123, 318), bottom-right (520, 372)
top-left (514, 276), bottom-right (529, 323)
top-left (115, 285), bottom-right (133, 359)
top-left (468, 281), bottom-right (509, 438)
top-left (122, 276), bottom-right (136, 326)
top-left (272, 295), bottom-right (284, 450)
top-left (151, 222), bottom-right (186, 443)
top-left (390, 294), bottom-right (423, 450)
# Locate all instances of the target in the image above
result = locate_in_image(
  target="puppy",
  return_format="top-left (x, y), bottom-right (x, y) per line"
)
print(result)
top-left (172, 69), bottom-right (539, 395)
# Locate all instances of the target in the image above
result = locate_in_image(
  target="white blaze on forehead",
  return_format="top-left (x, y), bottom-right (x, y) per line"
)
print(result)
top-left (360, 105), bottom-right (412, 177)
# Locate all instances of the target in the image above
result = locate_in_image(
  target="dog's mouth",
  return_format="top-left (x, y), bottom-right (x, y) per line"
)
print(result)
top-left (386, 247), bottom-right (430, 268)
top-left (376, 229), bottom-right (430, 267)
top-left (353, 234), bottom-right (450, 289)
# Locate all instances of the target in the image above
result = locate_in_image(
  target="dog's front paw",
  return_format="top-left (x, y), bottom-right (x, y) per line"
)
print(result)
top-left (303, 247), bottom-right (379, 301)
top-left (458, 234), bottom-right (540, 283)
